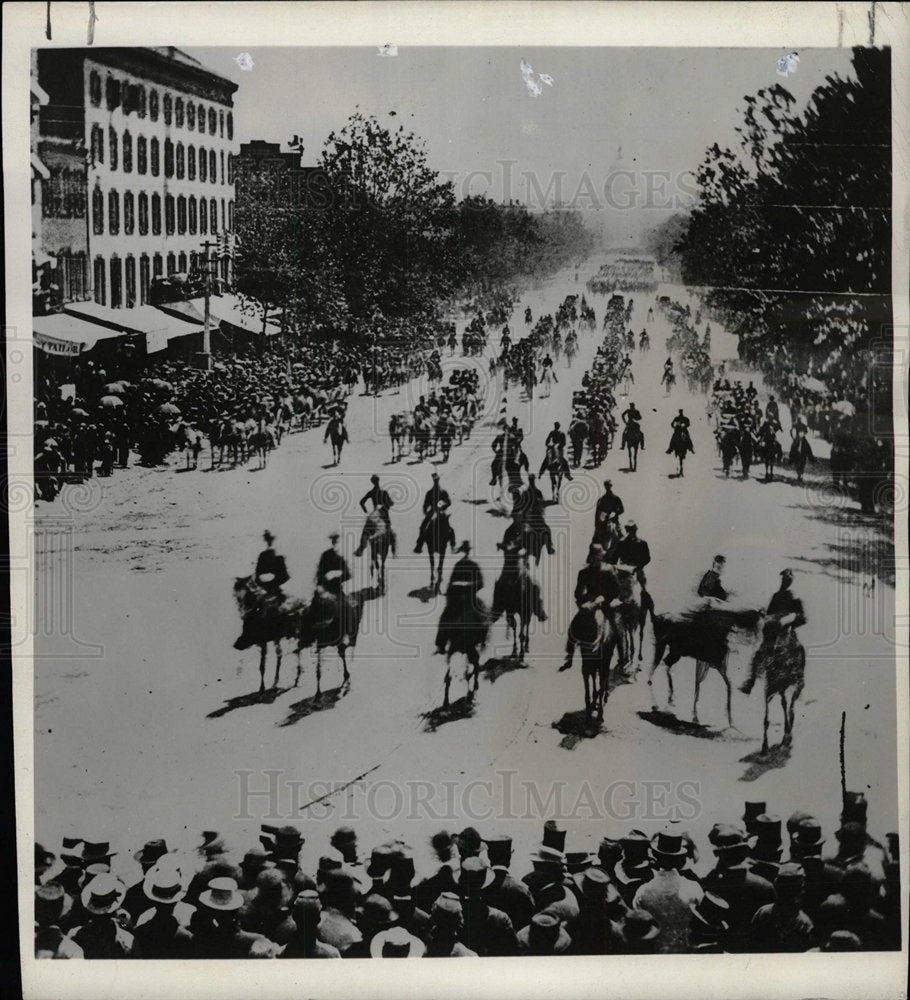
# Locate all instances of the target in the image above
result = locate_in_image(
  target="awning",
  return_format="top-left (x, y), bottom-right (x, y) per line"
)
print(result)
top-left (207, 293), bottom-right (281, 336)
top-left (32, 312), bottom-right (127, 355)
top-left (63, 301), bottom-right (202, 354)
top-left (156, 298), bottom-right (206, 323)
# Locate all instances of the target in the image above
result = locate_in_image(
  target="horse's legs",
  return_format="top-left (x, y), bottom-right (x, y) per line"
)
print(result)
top-left (508, 612), bottom-right (518, 659)
top-left (785, 681), bottom-right (803, 744)
top-left (258, 645), bottom-right (267, 693)
top-left (762, 690), bottom-right (771, 754)
top-left (582, 661), bottom-right (592, 716)
top-left (443, 653), bottom-right (452, 708)
top-left (315, 647), bottom-right (323, 696)
top-left (273, 641), bottom-right (282, 689)
top-left (468, 648), bottom-right (480, 695)
top-left (721, 665), bottom-right (733, 728)
top-left (693, 660), bottom-right (709, 723)
top-left (647, 639), bottom-right (665, 708)
top-left (294, 643), bottom-right (302, 687)
top-left (340, 644), bottom-right (350, 686)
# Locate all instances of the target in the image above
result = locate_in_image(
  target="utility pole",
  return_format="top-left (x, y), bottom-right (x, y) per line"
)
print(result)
top-left (196, 238), bottom-right (216, 370)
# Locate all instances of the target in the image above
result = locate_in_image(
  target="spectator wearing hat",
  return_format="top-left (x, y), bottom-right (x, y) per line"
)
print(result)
top-left (35, 843), bottom-right (58, 886)
top-left (747, 814), bottom-right (784, 883)
top-left (618, 909), bottom-right (661, 954)
top-left (69, 873), bottom-right (137, 958)
top-left (280, 891), bottom-right (341, 958)
top-left (131, 861), bottom-right (195, 958)
top-left (331, 826), bottom-right (360, 867)
top-left (197, 830), bottom-right (228, 862)
top-left (517, 911), bottom-right (572, 955)
top-left (458, 857), bottom-right (518, 956)
top-left (835, 792), bottom-right (889, 874)
top-left (522, 821), bottom-right (566, 897)
top-left (190, 877), bottom-right (272, 958)
top-left (425, 893), bottom-right (477, 957)
top-left (34, 884), bottom-right (83, 959)
top-left (593, 833), bottom-right (623, 881)
top-left (569, 868), bottom-right (627, 955)
top-left (613, 831), bottom-right (654, 906)
top-left (454, 827), bottom-right (483, 862)
top-left (414, 831), bottom-right (460, 914)
top-left (703, 826), bottom-right (774, 952)
top-left (344, 893), bottom-right (401, 958)
top-left (688, 892), bottom-right (731, 953)
top-left (240, 868), bottom-right (296, 945)
top-left (260, 824), bottom-right (305, 869)
top-left (787, 817), bottom-right (843, 921)
top-left (238, 845), bottom-right (272, 892)
top-left (632, 832), bottom-right (703, 953)
top-left (831, 822), bottom-right (886, 887)
top-left (369, 925), bottom-right (426, 958)
top-left (815, 863), bottom-right (889, 950)
top-left (391, 887), bottom-right (431, 944)
top-left (317, 867), bottom-right (364, 955)
top-left (484, 835), bottom-right (534, 931)
top-left (186, 856), bottom-right (243, 909)
top-left (380, 844), bottom-right (418, 900)
top-left (523, 839), bottom-right (580, 933)
top-left (123, 838), bottom-right (170, 922)
top-left (818, 929), bottom-right (863, 952)
top-left (742, 802), bottom-right (767, 838)
top-left (365, 842), bottom-right (398, 893)
top-left (749, 863), bottom-right (815, 952)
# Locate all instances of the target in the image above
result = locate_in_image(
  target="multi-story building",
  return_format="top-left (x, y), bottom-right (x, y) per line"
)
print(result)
top-left (233, 139), bottom-right (329, 217)
top-left (36, 46), bottom-right (238, 311)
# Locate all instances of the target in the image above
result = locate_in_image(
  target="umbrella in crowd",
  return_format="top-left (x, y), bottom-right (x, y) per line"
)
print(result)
top-left (146, 378), bottom-right (174, 392)
top-left (832, 400), bottom-right (856, 416)
top-left (99, 395), bottom-right (124, 409)
top-left (157, 403), bottom-right (181, 417)
top-left (802, 376), bottom-right (826, 393)
top-left (70, 408), bottom-right (90, 420)
top-left (103, 382), bottom-right (127, 395)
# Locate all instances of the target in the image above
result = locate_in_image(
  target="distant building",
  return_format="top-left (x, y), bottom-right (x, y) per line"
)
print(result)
top-left (35, 46), bottom-right (238, 312)
top-left (233, 139), bottom-right (331, 216)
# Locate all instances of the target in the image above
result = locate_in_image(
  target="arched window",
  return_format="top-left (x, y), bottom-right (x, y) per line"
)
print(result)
top-left (122, 131), bottom-right (133, 173)
top-left (210, 197), bottom-right (218, 232)
top-left (149, 89), bottom-right (159, 121)
top-left (89, 70), bottom-right (101, 106)
top-left (108, 127), bottom-right (118, 171)
top-left (227, 153), bottom-right (233, 185)
top-left (177, 195), bottom-right (187, 235)
top-left (220, 150), bottom-right (225, 185)
top-left (92, 187), bottom-right (104, 234)
top-left (187, 144), bottom-right (196, 181)
top-left (175, 97), bottom-right (184, 128)
top-left (125, 255), bottom-right (136, 308)
top-left (108, 190), bottom-right (120, 234)
top-left (164, 138), bottom-right (174, 178)
top-left (219, 109), bottom-right (225, 137)
top-left (188, 195), bottom-right (197, 234)
top-left (123, 191), bottom-right (134, 234)
top-left (163, 92), bottom-right (173, 125)
top-left (90, 124), bottom-right (104, 165)
top-left (105, 75), bottom-right (120, 111)
top-left (165, 194), bottom-right (175, 235)
top-left (228, 200), bottom-right (234, 230)
top-left (151, 193), bottom-right (161, 235)
top-left (199, 197), bottom-right (208, 235)
top-left (137, 85), bottom-right (147, 118)
top-left (209, 150), bottom-right (217, 184)
top-left (227, 112), bottom-right (233, 140)
top-left (93, 256), bottom-right (106, 304)
top-left (221, 198), bottom-right (226, 231)
top-left (137, 135), bottom-right (147, 174)
top-left (197, 103), bottom-right (205, 132)
top-left (139, 254), bottom-right (150, 304)
top-left (152, 252), bottom-right (163, 278)
top-left (150, 137), bottom-right (160, 176)
top-left (110, 256), bottom-right (122, 308)
top-left (138, 192), bottom-right (149, 235)
top-left (166, 252), bottom-right (176, 276)
top-left (176, 143), bottom-right (185, 179)
top-left (198, 147), bottom-right (207, 183)
top-left (178, 252), bottom-right (187, 273)
top-left (187, 101), bottom-right (196, 130)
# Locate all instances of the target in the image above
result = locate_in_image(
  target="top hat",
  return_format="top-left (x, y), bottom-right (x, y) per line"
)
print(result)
top-left (748, 814), bottom-right (782, 847)
top-left (457, 540), bottom-right (471, 553)
top-left (458, 856), bottom-right (495, 893)
top-left (651, 831), bottom-right (687, 861)
top-left (689, 892), bottom-right (730, 932)
top-left (60, 840), bottom-right (116, 868)
top-left (620, 830), bottom-right (652, 863)
top-left (366, 843), bottom-right (396, 879)
top-left (35, 883), bottom-right (72, 926)
top-left (522, 912), bottom-right (571, 954)
top-left (742, 801), bottom-right (767, 830)
top-left (542, 821), bottom-right (567, 853)
top-left (143, 861), bottom-right (188, 905)
top-left (792, 817), bottom-right (825, 850)
top-left (774, 862), bottom-right (805, 888)
top-left (263, 530), bottom-right (275, 544)
top-left (786, 811), bottom-right (812, 836)
top-left (370, 925), bottom-right (426, 958)
top-left (841, 791), bottom-right (868, 825)
top-left (198, 876), bottom-right (244, 912)
top-left (81, 873), bottom-right (127, 916)
top-left (484, 835), bottom-right (513, 869)
top-left (622, 909), bottom-right (660, 943)
top-left (134, 838), bottom-right (169, 867)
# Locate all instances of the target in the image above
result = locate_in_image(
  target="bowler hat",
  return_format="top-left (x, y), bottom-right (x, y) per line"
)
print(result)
top-left (431, 892), bottom-right (463, 927)
top-left (134, 838), bottom-right (169, 867)
top-left (774, 862), bottom-right (805, 888)
top-left (366, 843), bottom-right (395, 879)
top-left (456, 827), bottom-right (482, 857)
top-left (260, 824), bottom-right (304, 861)
top-left (622, 909), bottom-right (660, 942)
top-left (35, 883), bottom-right (72, 925)
top-left (520, 912), bottom-right (571, 954)
top-left (360, 892), bottom-right (399, 929)
top-left (792, 817), bottom-right (825, 849)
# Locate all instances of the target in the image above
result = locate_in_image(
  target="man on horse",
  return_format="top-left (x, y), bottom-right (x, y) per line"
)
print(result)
top-left (765, 395), bottom-right (781, 426)
top-left (254, 530), bottom-right (291, 608)
top-left (545, 422), bottom-right (566, 456)
top-left (315, 531), bottom-right (354, 643)
top-left (414, 472), bottom-right (452, 554)
top-left (613, 521), bottom-right (651, 587)
top-left (666, 409), bottom-right (695, 455)
top-left (558, 544), bottom-right (624, 672)
top-left (698, 555), bottom-right (728, 605)
top-left (620, 403), bottom-right (645, 452)
top-left (356, 474), bottom-right (394, 556)
top-left (515, 475), bottom-right (555, 556)
top-left (740, 568), bottom-right (806, 694)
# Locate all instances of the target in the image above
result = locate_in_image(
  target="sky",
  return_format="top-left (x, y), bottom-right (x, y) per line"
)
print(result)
top-left (188, 46), bottom-right (859, 242)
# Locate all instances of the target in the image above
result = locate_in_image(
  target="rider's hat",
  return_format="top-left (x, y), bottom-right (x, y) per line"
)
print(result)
top-left (371, 474), bottom-right (380, 484)
top-left (779, 568), bottom-right (794, 580)
top-left (431, 472), bottom-right (440, 480)
top-left (603, 479), bottom-right (612, 488)
top-left (263, 530), bottom-right (275, 544)
top-left (457, 540), bottom-right (471, 553)
top-left (329, 531), bottom-right (340, 541)
top-left (624, 520), bottom-right (637, 531)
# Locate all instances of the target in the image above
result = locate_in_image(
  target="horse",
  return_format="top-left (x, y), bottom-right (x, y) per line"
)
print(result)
top-left (639, 330), bottom-right (650, 352)
top-left (422, 508), bottom-right (456, 594)
top-left (539, 445), bottom-right (572, 500)
top-left (661, 369), bottom-right (676, 395)
top-left (435, 583), bottom-right (490, 708)
top-left (757, 427), bottom-right (783, 482)
top-left (492, 549), bottom-right (547, 661)
top-left (668, 428), bottom-right (692, 477)
top-left (249, 423), bottom-right (276, 470)
top-left (436, 416), bottom-right (454, 463)
top-left (172, 420), bottom-right (203, 470)
top-left (719, 426), bottom-right (740, 477)
top-left (749, 618), bottom-right (806, 753)
top-left (212, 418), bottom-right (246, 468)
top-left (356, 509), bottom-right (395, 588)
top-left (610, 564), bottom-right (652, 667)
top-left (232, 576), bottom-right (305, 693)
top-left (647, 605), bottom-right (763, 727)
top-left (494, 449), bottom-right (529, 507)
top-left (790, 434), bottom-right (814, 483)
top-left (539, 368), bottom-right (555, 399)
top-left (324, 415), bottom-right (349, 466)
top-left (625, 421), bottom-right (643, 472)
top-left (588, 413), bottom-right (610, 466)
top-left (389, 413), bottom-right (409, 462)
top-left (569, 605), bottom-right (618, 722)
top-left (564, 337), bottom-right (577, 367)
top-left (300, 587), bottom-right (363, 695)
top-left (413, 414), bottom-right (433, 461)
top-left (568, 418), bottom-right (588, 468)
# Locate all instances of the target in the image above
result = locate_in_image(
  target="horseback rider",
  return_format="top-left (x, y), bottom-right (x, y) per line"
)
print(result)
top-left (356, 474), bottom-right (394, 555)
top-left (415, 395), bottom-right (430, 420)
top-left (666, 409), bottom-right (695, 455)
top-left (515, 474), bottom-right (555, 555)
top-left (541, 354), bottom-right (557, 382)
top-left (698, 554), bottom-right (728, 606)
top-left (620, 402), bottom-right (645, 451)
top-left (740, 568), bottom-right (806, 694)
top-left (558, 544), bottom-right (624, 672)
top-left (594, 479), bottom-right (624, 527)
top-left (438, 541), bottom-right (485, 649)
top-left (545, 422), bottom-right (566, 455)
top-left (661, 357), bottom-right (675, 386)
top-left (254, 530), bottom-right (290, 603)
top-left (315, 531), bottom-right (354, 642)
top-left (613, 521), bottom-right (651, 588)
top-left (765, 395), bottom-right (781, 426)
top-left (414, 472), bottom-right (452, 554)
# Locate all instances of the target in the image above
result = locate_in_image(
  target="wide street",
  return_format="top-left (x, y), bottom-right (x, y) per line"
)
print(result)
top-left (34, 254), bottom-right (898, 876)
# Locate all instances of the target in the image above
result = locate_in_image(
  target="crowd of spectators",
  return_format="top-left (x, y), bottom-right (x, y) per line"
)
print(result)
top-left (34, 792), bottom-right (901, 959)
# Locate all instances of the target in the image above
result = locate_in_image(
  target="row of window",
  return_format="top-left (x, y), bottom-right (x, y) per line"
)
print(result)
top-left (91, 188), bottom-right (233, 237)
top-left (88, 70), bottom-right (233, 139)
top-left (92, 252), bottom-right (230, 308)
top-left (89, 126), bottom-right (233, 185)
